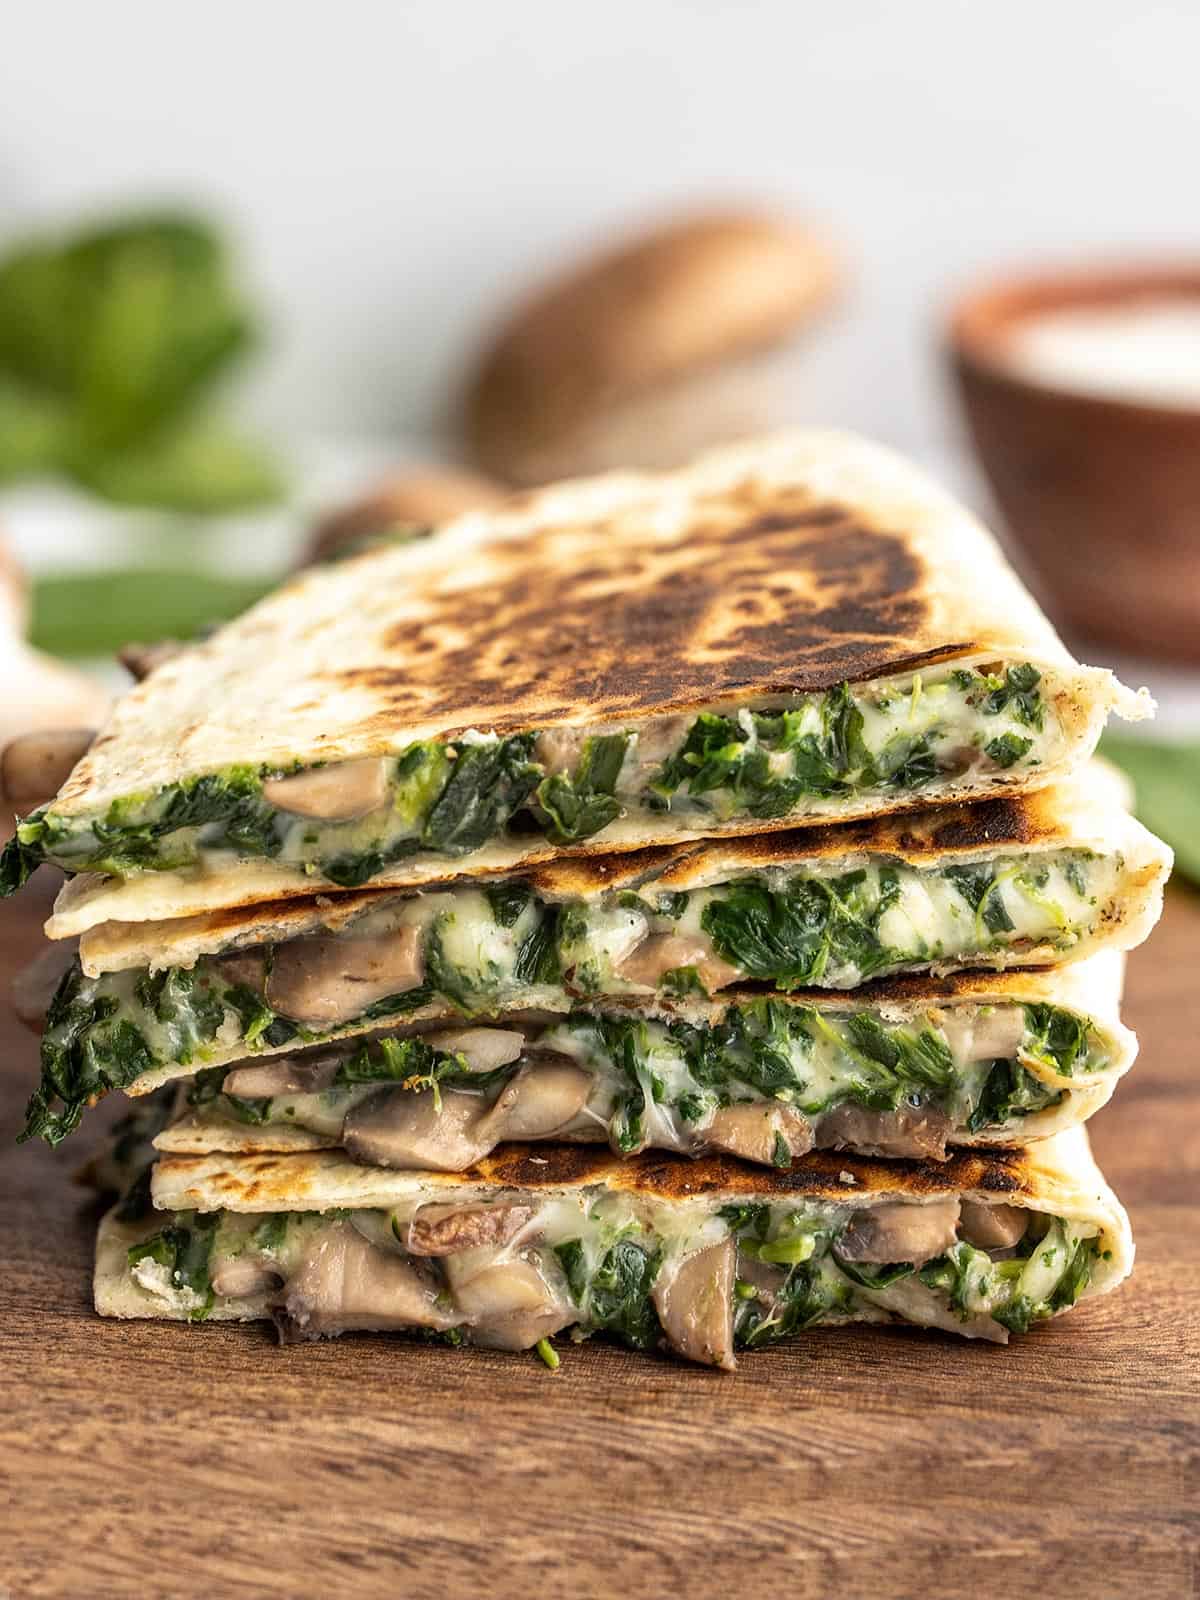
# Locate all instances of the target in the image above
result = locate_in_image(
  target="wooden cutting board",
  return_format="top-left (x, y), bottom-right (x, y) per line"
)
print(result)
top-left (1, 876), bottom-right (1196, 1599)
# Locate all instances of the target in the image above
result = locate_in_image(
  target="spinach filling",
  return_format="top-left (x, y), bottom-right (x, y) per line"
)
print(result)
top-left (122, 1196), bottom-right (1100, 1352)
top-left (1, 661), bottom-right (1057, 894)
top-left (157, 996), bottom-right (1104, 1174)
top-left (24, 815), bottom-right (1109, 1152)
top-left (543, 1001), bottom-right (1084, 1154)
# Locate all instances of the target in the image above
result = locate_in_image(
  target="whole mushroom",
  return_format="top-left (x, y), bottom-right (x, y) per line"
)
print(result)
top-left (462, 206), bottom-right (842, 485)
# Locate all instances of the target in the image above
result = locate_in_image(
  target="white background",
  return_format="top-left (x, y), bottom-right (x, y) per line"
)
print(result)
top-left (4, 0), bottom-right (1198, 457)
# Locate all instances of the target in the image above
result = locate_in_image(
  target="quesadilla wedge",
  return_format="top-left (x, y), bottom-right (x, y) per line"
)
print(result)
top-left (20, 777), bottom-right (1164, 1147)
top-left (54, 955), bottom-right (1130, 1171)
top-left (95, 1129), bottom-right (1133, 1367)
top-left (3, 431), bottom-right (1148, 933)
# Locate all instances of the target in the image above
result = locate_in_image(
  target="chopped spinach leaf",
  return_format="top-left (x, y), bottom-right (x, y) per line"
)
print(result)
top-left (535, 734), bottom-right (629, 844)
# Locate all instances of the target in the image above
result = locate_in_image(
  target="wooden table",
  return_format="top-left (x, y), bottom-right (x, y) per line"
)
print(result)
top-left (1, 879), bottom-right (1196, 1599)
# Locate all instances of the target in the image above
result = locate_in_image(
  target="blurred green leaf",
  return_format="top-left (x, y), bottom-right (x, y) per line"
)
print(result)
top-left (71, 426), bottom-right (285, 513)
top-left (1102, 733), bottom-right (1200, 885)
top-left (0, 212), bottom-right (282, 510)
top-left (0, 377), bottom-right (71, 480)
top-left (30, 567), bottom-right (279, 658)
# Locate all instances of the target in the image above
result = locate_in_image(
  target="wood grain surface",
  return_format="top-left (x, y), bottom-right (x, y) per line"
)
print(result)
top-left (0, 875), bottom-right (1196, 1599)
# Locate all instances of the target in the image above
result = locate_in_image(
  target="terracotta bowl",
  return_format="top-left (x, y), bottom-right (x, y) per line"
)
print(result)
top-left (947, 265), bottom-right (1200, 661)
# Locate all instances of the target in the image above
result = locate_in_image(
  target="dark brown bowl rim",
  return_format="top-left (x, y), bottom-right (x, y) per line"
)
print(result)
top-left (946, 260), bottom-right (1200, 425)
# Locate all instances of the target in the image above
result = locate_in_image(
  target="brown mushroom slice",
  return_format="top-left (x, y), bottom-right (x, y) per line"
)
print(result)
top-left (835, 1198), bottom-right (961, 1268)
top-left (445, 1250), bottom-right (575, 1350)
top-left (211, 1256), bottom-right (283, 1298)
top-left (815, 1101), bottom-right (953, 1161)
top-left (262, 757), bottom-right (389, 821)
top-left (265, 927), bottom-right (425, 1026)
top-left (341, 1086), bottom-right (488, 1171)
top-left (475, 1305), bottom-right (577, 1352)
top-left (0, 727), bottom-right (96, 809)
top-left (614, 931), bottom-right (741, 994)
top-left (958, 1200), bottom-right (1028, 1252)
top-left (444, 1254), bottom-right (574, 1349)
top-left (534, 726), bottom-right (589, 778)
top-left (406, 1202), bottom-right (537, 1257)
top-left (211, 949), bottom-right (269, 995)
top-left (651, 1238), bottom-right (736, 1370)
top-left (11, 938), bottom-right (79, 1033)
top-left (939, 1004), bottom-right (1027, 1063)
top-left (476, 1060), bottom-right (593, 1143)
top-left (420, 1026), bottom-right (526, 1073)
top-left (629, 714), bottom-right (692, 775)
top-left (222, 1053), bottom-right (341, 1099)
top-left (276, 1220), bottom-right (457, 1340)
top-left (703, 1102), bottom-right (813, 1165)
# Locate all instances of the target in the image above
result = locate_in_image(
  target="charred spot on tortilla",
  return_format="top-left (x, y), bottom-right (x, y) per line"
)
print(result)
top-left (352, 490), bottom-right (939, 732)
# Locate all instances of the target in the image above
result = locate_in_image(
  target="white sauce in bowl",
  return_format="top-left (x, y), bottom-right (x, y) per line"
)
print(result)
top-left (1002, 298), bottom-right (1200, 409)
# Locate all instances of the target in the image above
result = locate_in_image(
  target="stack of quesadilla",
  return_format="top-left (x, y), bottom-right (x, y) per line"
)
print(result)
top-left (4, 430), bottom-right (1169, 1369)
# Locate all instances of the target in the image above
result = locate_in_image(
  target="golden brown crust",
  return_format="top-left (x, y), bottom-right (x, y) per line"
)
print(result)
top-left (463, 210), bottom-right (841, 484)
top-left (148, 1139), bottom-right (1046, 1214)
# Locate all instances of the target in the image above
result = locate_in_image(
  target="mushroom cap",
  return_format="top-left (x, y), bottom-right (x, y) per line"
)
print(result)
top-left (463, 207), bottom-right (842, 485)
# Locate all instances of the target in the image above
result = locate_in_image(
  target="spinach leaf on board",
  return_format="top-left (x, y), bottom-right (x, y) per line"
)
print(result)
top-left (30, 568), bottom-right (276, 659)
top-left (1101, 734), bottom-right (1197, 885)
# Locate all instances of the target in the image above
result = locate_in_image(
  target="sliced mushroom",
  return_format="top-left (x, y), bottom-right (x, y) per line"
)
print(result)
top-left (421, 1026), bottom-right (526, 1073)
top-left (0, 727), bottom-right (96, 809)
top-left (939, 1004), bottom-right (1026, 1064)
top-left (816, 1101), bottom-right (953, 1161)
top-left (276, 1220), bottom-right (457, 1340)
top-left (222, 1053), bottom-right (341, 1099)
top-left (211, 1256), bottom-right (283, 1298)
top-left (629, 714), bottom-right (692, 774)
top-left (11, 938), bottom-right (78, 1032)
top-left (443, 1255), bottom-right (574, 1350)
top-left (835, 1198), bottom-right (961, 1268)
top-left (211, 950), bottom-right (269, 995)
top-left (265, 927), bottom-right (425, 1026)
top-left (534, 726), bottom-right (590, 778)
top-left (476, 1060), bottom-right (593, 1142)
top-left (614, 931), bottom-right (741, 994)
top-left (703, 1102), bottom-right (813, 1165)
top-left (958, 1200), bottom-right (1028, 1252)
top-left (262, 757), bottom-right (390, 821)
top-left (651, 1237), bottom-right (736, 1370)
top-left (341, 1085), bottom-right (489, 1171)
top-left (406, 1202), bottom-right (537, 1257)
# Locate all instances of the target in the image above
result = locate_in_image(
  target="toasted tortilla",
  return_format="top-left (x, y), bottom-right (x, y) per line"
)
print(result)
top-left (71, 766), bottom-right (1169, 975)
top-left (148, 953), bottom-right (1135, 1160)
top-left (44, 430), bottom-right (1146, 936)
top-left (93, 1126), bottom-right (1129, 1329)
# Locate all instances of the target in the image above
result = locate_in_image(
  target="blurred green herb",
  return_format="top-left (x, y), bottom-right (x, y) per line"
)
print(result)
top-left (30, 568), bottom-right (277, 657)
top-left (0, 212), bottom-right (284, 509)
top-left (1102, 734), bottom-right (1198, 885)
